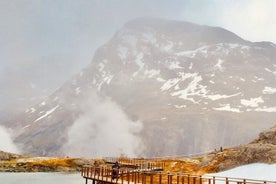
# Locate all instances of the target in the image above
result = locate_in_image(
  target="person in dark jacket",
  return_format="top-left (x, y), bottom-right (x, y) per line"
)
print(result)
top-left (112, 161), bottom-right (120, 180)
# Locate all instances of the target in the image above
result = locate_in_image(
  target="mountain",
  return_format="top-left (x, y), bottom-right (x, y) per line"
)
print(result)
top-left (0, 55), bottom-right (85, 121)
top-left (4, 17), bottom-right (276, 157)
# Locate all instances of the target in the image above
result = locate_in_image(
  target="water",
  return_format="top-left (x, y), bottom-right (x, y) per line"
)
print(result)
top-left (0, 172), bottom-right (83, 184)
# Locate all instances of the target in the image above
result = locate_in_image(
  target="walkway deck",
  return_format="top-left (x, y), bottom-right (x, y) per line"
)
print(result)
top-left (81, 159), bottom-right (276, 184)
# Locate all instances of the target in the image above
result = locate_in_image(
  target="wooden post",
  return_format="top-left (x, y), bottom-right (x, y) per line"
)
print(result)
top-left (121, 170), bottom-right (124, 184)
top-left (128, 171), bottom-right (130, 184)
top-left (143, 173), bottom-right (146, 184)
top-left (134, 172), bottom-right (137, 184)
top-left (150, 174), bottom-right (153, 184)
top-left (188, 175), bottom-right (190, 184)
top-left (177, 174), bottom-right (180, 184)
top-left (208, 178), bottom-right (211, 184)
top-left (199, 176), bottom-right (202, 184)
top-left (243, 179), bottom-right (246, 184)
top-left (182, 175), bottom-right (184, 184)
top-left (193, 176), bottom-right (196, 184)
top-left (159, 173), bottom-right (162, 184)
top-left (168, 174), bottom-right (172, 184)
top-left (226, 178), bottom-right (229, 184)
top-left (213, 176), bottom-right (215, 184)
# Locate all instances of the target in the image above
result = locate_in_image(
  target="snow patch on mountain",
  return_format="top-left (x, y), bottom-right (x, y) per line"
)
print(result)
top-left (213, 104), bottom-right (241, 113)
top-left (241, 97), bottom-right (264, 107)
top-left (133, 53), bottom-right (145, 77)
top-left (214, 59), bottom-right (225, 71)
top-left (255, 107), bottom-right (276, 112)
top-left (207, 93), bottom-right (241, 101)
top-left (34, 105), bottom-right (59, 122)
top-left (169, 61), bottom-right (183, 69)
top-left (144, 69), bottom-right (160, 78)
top-left (263, 87), bottom-right (276, 94)
top-left (170, 74), bottom-right (206, 103)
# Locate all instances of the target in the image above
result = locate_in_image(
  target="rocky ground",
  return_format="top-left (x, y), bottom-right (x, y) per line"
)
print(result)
top-left (1, 125), bottom-right (275, 173)
top-left (0, 152), bottom-right (93, 172)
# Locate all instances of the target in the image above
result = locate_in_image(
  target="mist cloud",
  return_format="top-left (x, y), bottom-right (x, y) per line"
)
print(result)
top-left (0, 126), bottom-right (20, 154)
top-left (63, 92), bottom-right (143, 158)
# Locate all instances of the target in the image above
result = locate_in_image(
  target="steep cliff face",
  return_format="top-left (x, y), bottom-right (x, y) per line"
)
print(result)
top-left (6, 18), bottom-right (276, 157)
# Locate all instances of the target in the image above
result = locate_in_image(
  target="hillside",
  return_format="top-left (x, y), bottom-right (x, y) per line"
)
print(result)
top-left (4, 17), bottom-right (276, 157)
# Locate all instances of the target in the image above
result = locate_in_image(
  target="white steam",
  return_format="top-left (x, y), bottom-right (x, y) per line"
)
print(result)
top-left (63, 92), bottom-right (143, 158)
top-left (0, 125), bottom-right (20, 153)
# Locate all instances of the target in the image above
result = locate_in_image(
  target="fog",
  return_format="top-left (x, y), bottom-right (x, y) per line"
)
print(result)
top-left (1, 0), bottom-right (276, 121)
top-left (0, 126), bottom-right (20, 154)
top-left (1, 0), bottom-right (276, 157)
top-left (62, 92), bottom-right (143, 158)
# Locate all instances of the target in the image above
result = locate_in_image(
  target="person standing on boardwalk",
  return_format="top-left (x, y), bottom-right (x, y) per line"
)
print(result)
top-left (94, 161), bottom-right (100, 175)
top-left (112, 161), bottom-right (120, 180)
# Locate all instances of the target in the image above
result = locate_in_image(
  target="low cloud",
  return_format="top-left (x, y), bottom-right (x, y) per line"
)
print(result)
top-left (62, 92), bottom-right (143, 158)
top-left (0, 125), bottom-right (20, 154)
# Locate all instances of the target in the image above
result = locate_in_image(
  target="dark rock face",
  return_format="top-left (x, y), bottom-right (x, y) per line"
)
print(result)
top-left (5, 18), bottom-right (276, 157)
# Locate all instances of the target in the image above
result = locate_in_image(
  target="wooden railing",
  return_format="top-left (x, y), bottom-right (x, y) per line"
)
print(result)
top-left (81, 166), bottom-right (276, 184)
top-left (104, 157), bottom-right (166, 169)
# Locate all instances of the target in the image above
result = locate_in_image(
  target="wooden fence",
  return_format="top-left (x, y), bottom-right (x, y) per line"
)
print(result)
top-left (81, 166), bottom-right (276, 184)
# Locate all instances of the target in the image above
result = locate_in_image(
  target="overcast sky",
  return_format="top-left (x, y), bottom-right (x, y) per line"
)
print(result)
top-left (0, 0), bottom-right (276, 105)
top-left (1, 0), bottom-right (276, 70)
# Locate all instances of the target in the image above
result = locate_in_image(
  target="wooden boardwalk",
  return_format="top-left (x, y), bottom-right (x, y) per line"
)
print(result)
top-left (81, 159), bottom-right (276, 184)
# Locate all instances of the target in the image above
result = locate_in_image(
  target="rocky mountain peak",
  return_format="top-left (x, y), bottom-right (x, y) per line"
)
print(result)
top-left (4, 18), bottom-right (276, 157)
top-left (115, 17), bottom-right (246, 50)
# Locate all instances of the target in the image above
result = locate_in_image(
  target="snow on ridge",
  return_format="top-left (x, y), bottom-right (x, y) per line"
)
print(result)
top-left (160, 72), bottom-right (199, 92)
top-left (207, 92), bottom-right (241, 101)
top-left (214, 59), bottom-right (225, 71)
top-left (22, 124), bottom-right (31, 129)
top-left (156, 77), bottom-right (166, 82)
top-left (132, 53), bottom-right (145, 77)
top-left (255, 107), bottom-right (276, 112)
top-left (144, 69), bottom-right (160, 78)
top-left (228, 43), bottom-right (250, 49)
top-left (171, 74), bottom-right (207, 103)
top-left (189, 62), bottom-right (193, 70)
top-left (96, 74), bottom-right (114, 91)
top-left (40, 101), bottom-right (46, 106)
top-left (241, 97), bottom-right (264, 107)
top-left (26, 107), bottom-right (36, 113)
top-left (34, 105), bottom-right (59, 122)
top-left (263, 87), bottom-right (276, 94)
top-left (213, 104), bottom-right (241, 113)
top-left (174, 105), bottom-right (186, 109)
top-left (161, 78), bottom-right (181, 91)
top-left (175, 45), bottom-right (209, 58)
top-left (168, 61), bottom-right (183, 69)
